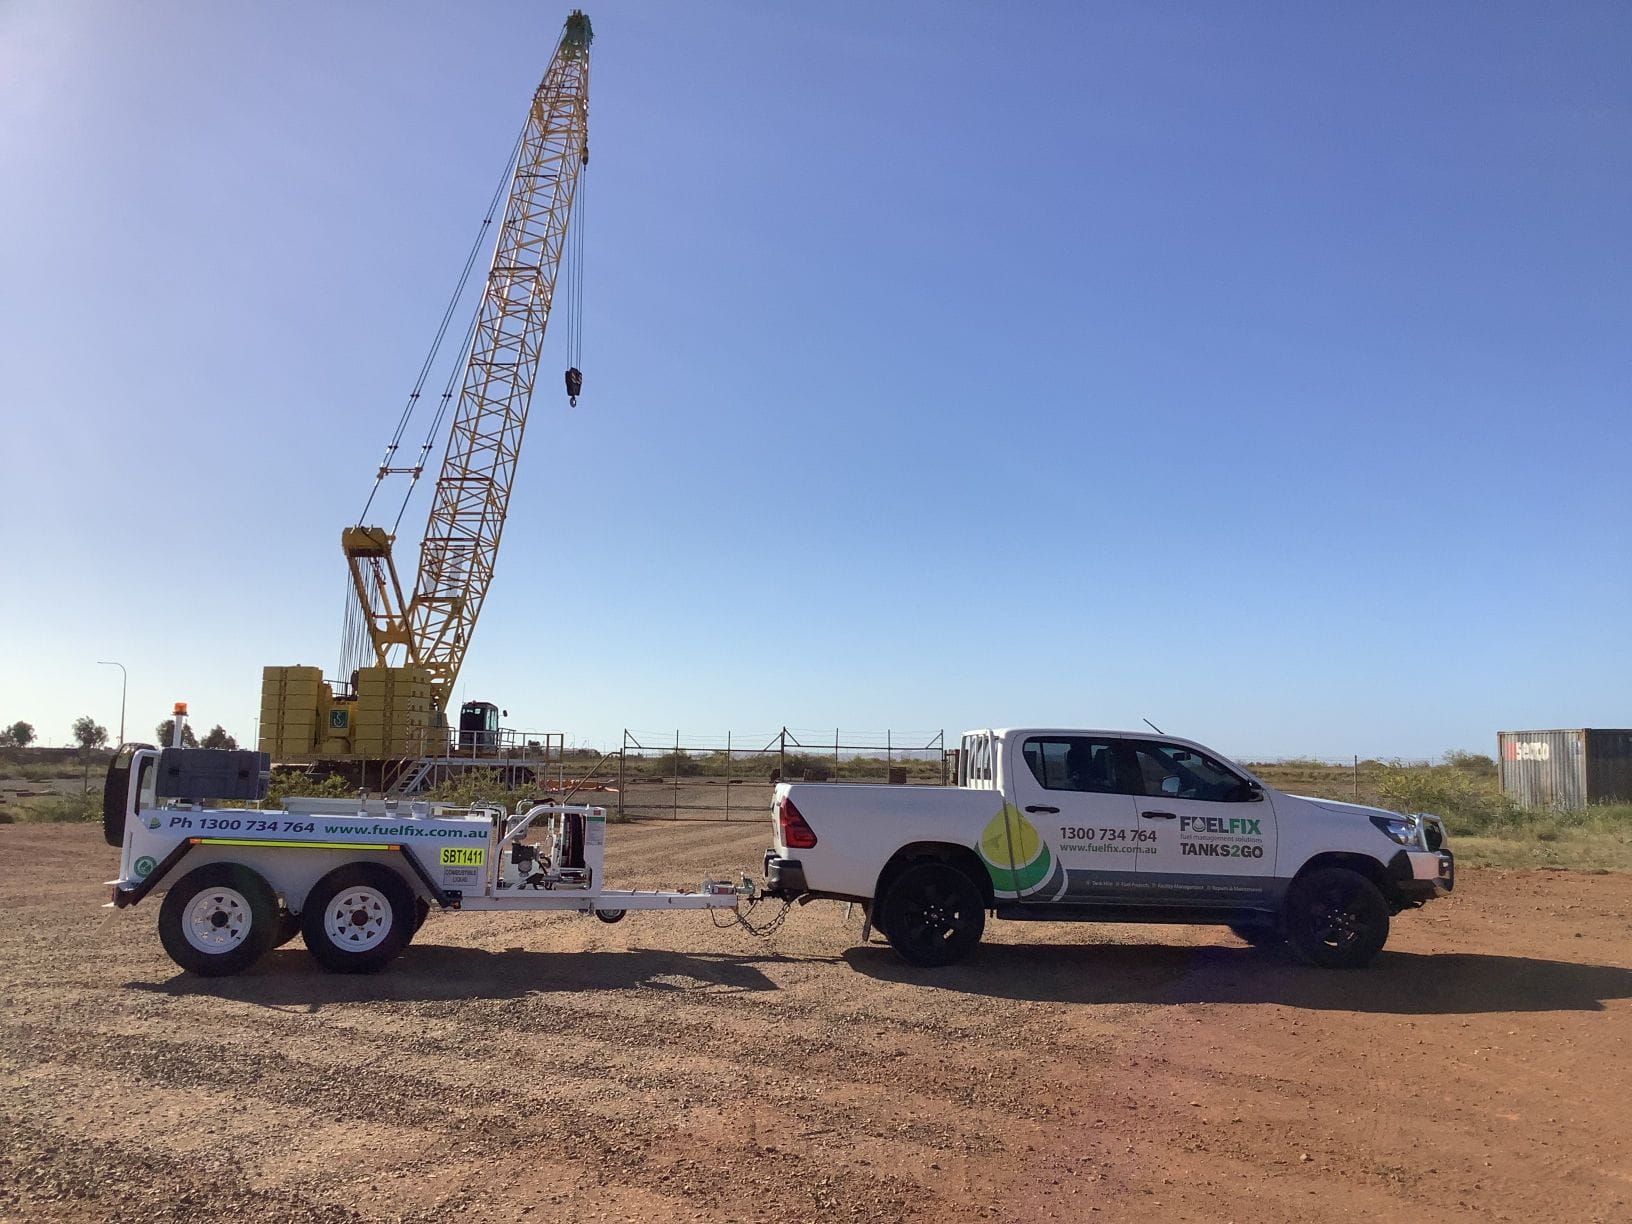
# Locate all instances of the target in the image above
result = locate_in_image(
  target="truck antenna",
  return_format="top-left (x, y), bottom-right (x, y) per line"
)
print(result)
top-left (1142, 718), bottom-right (1165, 735)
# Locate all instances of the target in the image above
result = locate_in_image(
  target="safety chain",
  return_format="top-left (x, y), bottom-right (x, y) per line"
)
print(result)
top-left (716, 895), bottom-right (794, 938)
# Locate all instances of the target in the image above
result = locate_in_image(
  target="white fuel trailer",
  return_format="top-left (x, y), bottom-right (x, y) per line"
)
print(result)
top-left (103, 736), bottom-right (756, 977)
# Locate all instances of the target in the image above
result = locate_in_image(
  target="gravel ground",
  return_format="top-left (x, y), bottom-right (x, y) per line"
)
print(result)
top-left (4, 822), bottom-right (1632, 1223)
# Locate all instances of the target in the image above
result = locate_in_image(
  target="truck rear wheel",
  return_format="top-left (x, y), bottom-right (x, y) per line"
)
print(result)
top-left (301, 863), bottom-right (415, 974)
top-left (1283, 867), bottom-right (1389, 969)
top-left (880, 862), bottom-right (985, 968)
top-left (158, 863), bottom-right (279, 977)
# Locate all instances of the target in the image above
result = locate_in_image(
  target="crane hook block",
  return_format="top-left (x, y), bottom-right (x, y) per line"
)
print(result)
top-left (565, 367), bottom-right (583, 407)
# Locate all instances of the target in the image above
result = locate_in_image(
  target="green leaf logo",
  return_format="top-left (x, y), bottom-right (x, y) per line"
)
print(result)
top-left (977, 804), bottom-right (1053, 895)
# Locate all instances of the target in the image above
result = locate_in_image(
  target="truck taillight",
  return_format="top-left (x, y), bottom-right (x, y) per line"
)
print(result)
top-left (778, 796), bottom-right (818, 849)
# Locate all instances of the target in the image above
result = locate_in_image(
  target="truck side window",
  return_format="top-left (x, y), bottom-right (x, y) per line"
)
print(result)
top-left (1130, 741), bottom-right (1253, 803)
top-left (1022, 738), bottom-right (1128, 794)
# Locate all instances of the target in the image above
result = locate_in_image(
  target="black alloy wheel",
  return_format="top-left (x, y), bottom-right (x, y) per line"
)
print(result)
top-left (1284, 867), bottom-right (1390, 969)
top-left (881, 862), bottom-right (986, 968)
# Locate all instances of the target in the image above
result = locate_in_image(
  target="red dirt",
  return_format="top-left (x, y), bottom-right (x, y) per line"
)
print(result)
top-left (3, 821), bottom-right (1630, 1223)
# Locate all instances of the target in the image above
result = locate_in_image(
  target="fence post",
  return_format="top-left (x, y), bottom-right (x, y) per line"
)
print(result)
top-left (1353, 755), bottom-right (1359, 801)
top-left (617, 731), bottom-right (627, 821)
top-left (673, 729), bottom-right (681, 821)
top-left (725, 730), bottom-right (732, 822)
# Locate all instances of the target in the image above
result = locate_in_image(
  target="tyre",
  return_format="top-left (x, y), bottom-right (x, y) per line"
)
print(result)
top-left (880, 862), bottom-right (985, 967)
top-left (157, 863), bottom-right (280, 977)
top-left (593, 909), bottom-right (626, 924)
top-left (102, 745), bottom-right (153, 848)
top-left (1283, 867), bottom-right (1390, 969)
top-left (301, 863), bottom-right (415, 974)
top-left (1228, 922), bottom-right (1282, 948)
top-left (414, 896), bottom-right (430, 932)
top-left (101, 759), bottom-right (127, 848)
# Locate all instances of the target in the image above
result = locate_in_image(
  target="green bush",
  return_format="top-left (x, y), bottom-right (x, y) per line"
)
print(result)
top-left (649, 751), bottom-right (701, 777)
top-left (23, 792), bottom-right (100, 823)
top-left (263, 770), bottom-right (357, 807)
top-left (1372, 764), bottom-right (1521, 834)
top-left (422, 769), bottom-right (539, 809)
top-left (783, 753), bottom-right (833, 782)
top-left (1442, 750), bottom-right (1498, 779)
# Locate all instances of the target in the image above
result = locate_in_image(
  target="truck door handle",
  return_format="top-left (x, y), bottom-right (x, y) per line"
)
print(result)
top-left (1141, 811), bottom-right (1177, 820)
top-left (1024, 805), bottom-right (1059, 815)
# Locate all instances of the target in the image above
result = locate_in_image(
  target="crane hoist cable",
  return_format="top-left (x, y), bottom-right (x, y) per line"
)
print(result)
top-left (342, 126), bottom-right (530, 683)
top-left (563, 138), bottom-right (587, 406)
top-left (356, 121), bottom-right (529, 528)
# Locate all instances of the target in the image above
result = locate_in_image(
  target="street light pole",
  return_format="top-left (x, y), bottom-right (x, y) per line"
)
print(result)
top-left (97, 661), bottom-right (127, 746)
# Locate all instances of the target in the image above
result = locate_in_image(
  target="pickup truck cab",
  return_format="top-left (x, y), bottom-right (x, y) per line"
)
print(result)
top-left (764, 728), bottom-right (1453, 969)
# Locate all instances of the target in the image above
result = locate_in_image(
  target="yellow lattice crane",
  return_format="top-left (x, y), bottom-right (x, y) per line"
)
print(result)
top-left (261, 11), bottom-right (592, 766)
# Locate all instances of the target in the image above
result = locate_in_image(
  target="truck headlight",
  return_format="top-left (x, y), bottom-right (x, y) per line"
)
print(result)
top-left (1370, 814), bottom-right (1422, 847)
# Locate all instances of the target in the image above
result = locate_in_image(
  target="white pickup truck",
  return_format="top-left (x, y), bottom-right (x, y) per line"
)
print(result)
top-left (762, 728), bottom-right (1453, 968)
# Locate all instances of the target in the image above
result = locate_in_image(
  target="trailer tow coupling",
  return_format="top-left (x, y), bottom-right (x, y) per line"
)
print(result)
top-left (712, 875), bottom-right (793, 937)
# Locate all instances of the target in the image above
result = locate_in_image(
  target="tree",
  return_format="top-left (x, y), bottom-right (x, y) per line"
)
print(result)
top-left (72, 716), bottom-right (109, 751)
top-left (200, 724), bottom-right (239, 751)
top-left (0, 721), bottom-right (35, 747)
top-left (154, 719), bottom-right (199, 748)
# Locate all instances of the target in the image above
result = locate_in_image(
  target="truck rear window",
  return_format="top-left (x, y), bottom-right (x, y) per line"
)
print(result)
top-left (1022, 738), bottom-right (1130, 794)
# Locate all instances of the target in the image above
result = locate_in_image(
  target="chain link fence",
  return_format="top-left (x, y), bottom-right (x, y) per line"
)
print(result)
top-left (616, 728), bottom-right (947, 822)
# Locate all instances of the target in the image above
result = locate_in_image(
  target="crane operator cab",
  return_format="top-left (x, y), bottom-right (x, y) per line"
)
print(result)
top-left (458, 701), bottom-right (503, 751)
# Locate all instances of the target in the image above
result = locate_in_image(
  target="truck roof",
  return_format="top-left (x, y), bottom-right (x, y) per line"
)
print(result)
top-left (977, 727), bottom-right (1210, 746)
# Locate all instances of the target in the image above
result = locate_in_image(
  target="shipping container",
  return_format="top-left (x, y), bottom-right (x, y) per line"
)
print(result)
top-left (1497, 729), bottom-right (1632, 810)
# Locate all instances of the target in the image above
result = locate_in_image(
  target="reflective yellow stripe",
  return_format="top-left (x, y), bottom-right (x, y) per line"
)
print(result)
top-left (193, 838), bottom-right (397, 852)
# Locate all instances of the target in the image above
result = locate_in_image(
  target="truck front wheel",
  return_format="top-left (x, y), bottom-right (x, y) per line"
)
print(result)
top-left (1283, 867), bottom-right (1390, 969)
top-left (158, 863), bottom-right (280, 977)
top-left (301, 863), bottom-right (415, 974)
top-left (880, 862), bottom-right (985, 968)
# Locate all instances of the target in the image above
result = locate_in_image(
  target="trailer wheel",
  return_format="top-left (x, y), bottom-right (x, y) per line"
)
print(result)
top-left (880, 862), bottom-right (985, 968)
top-left (158, 863), bottom-right (279, 977)
top-left (414, 897), bottom-right (430, 932)
top-left (1283, 867), bottom-right (1390, 969)
top-left (594, 908), bottom-right (626, 924)
top-left (301, 863), bottom-right (415, 974)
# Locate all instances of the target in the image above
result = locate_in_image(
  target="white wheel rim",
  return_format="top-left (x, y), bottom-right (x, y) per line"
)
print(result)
top-left (324, 886), bottom-right (394, 951)
top-left (183, 887), bottom-right (254, 954)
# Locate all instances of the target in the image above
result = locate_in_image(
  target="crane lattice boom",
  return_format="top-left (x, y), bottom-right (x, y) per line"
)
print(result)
top-left (343, 11), bottom-right (591, 714)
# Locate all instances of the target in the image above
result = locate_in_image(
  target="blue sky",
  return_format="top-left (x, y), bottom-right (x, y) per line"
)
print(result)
top-left (2, 1), bottom-right (1627, 759)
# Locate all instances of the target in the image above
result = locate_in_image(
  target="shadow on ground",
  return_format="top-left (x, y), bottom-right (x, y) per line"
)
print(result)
top-left (842, 942), bottom-right (1632, 1015)
top-left (126, 943), bottom-right (795, 1007)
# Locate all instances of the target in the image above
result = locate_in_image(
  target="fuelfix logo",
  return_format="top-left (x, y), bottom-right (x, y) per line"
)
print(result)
top-left (977, 805), bottom-right (1057, 897)
top-left (1179, 815), bottom-right (1261, 836)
